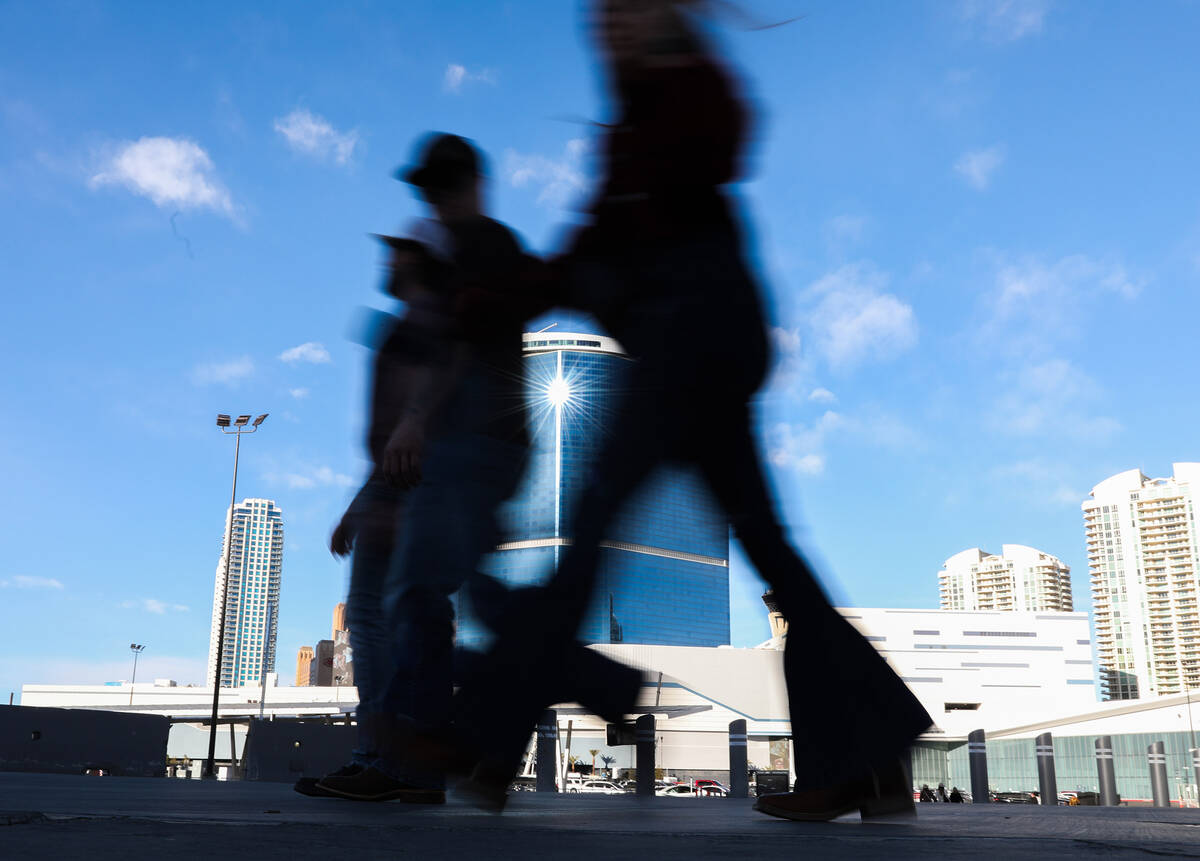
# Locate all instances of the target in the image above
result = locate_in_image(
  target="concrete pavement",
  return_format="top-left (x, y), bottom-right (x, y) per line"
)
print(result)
top-left (1, 773), bottom-right (1198, 859)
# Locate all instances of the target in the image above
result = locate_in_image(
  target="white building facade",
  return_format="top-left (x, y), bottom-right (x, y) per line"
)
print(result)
top-left (24, 609), bottom-right (1099, 788)
top-left (1084, 464), bottom-right (1200, 700)
top-left (939, 544), bottom-right (1072, 612)
top-left (206, 498), bottom-right (283, 688)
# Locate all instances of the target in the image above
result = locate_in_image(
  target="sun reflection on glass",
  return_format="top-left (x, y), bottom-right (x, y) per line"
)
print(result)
top-left (547, 376), bottom-right (571, 407)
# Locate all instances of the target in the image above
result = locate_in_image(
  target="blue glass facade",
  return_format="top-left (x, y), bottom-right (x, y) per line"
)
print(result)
top-left (460, 336), bottom-right (730, 647)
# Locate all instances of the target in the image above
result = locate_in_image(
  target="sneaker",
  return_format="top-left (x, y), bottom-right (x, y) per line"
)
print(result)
top-left (293, 763), bottom-right (365, 798)
top-left (318, 765), bottom-right (445, 803)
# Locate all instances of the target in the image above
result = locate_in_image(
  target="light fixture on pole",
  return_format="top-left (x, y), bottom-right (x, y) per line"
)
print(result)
top-left (204, 412), bottom-right (268, 780)
top-left (128, 644), bottom-right (145, 706)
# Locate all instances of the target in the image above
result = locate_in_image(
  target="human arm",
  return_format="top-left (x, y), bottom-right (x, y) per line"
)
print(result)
top-left (381, 342), bottom-right (470, 488)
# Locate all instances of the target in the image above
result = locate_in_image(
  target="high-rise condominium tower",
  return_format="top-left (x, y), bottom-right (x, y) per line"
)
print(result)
top-left (1085, 464), bottom-right (1200, 700)
top-left (939, 544), bottom-right (1073, 612)
top-left (206, 498), bottom-right (283, 688)
top-left (468, 332), bottom-right (730, 647)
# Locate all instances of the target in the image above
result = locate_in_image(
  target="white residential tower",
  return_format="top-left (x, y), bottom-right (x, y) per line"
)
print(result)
top-left (206, 498), bottom-right (283, 688)
top-left (938, 544), bottom-right (1073, 612)
top-left (1085, 464), bottom-right (1200, 700)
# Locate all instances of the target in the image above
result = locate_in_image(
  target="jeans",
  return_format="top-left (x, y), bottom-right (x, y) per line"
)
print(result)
top-left (380, 432), bottom-right (526, 789)
top-left (343, 477), bottom-right (404, 763)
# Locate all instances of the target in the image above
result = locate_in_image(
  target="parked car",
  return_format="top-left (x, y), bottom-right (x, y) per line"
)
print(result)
top-left (696, 785), bottom-right (728, 797)
top-left (657, 784), bottom-right (697, 798)
top-left (994, 791), bottom-right (1038, 804)
top-left (693, 779), bottom-right (729, 793)
top-left (579, 780), bottom-right (627, 795)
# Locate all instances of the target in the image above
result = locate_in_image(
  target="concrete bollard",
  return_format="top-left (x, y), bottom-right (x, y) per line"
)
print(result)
top-left (1035, 732), bottom-right (1057, 806)
top-left (968, 729), bottom-right (989, 803)
top-left (536, 709), bottom-right (558, 793)
top-left (728, 719), bottom-right (748, 798)
top-left (1095, 736), bottom-right (1119, 806)
top-left (1147, 741), bottom-right (1169, 808)
top-left (636, 715), bottom-right (656, 797)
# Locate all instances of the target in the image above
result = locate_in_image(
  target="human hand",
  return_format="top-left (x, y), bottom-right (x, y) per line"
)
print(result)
top-left (330, 517), bottom-right (355, 558)
top-left (383, 415), bottom-right (425, 488)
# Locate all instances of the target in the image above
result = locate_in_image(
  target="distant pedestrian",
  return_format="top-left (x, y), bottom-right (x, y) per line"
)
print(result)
top-left (919, 784), bottom-right (935, 803)
top-left (937, 782), bottom-right (949, 802)
top-left (949, 787), bottom-right (963, 803)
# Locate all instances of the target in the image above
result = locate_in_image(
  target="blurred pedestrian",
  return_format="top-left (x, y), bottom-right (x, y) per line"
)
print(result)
top-left (292, 220), bottom-right (449, 799)
top-left (449, 0), bottom-right (932, 820)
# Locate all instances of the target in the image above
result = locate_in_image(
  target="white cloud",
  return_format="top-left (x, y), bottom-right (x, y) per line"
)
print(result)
top-left (1, 575), bottom-right (64, 590)
top-left (90, 136), bottom-right (234, 216)
top-left (992, 255), bottom-right (1139, 323)
top-left (289, 387), bottom-right (309, 399)
top-left (771, 327), bottom-right (801, 354)
top-left (504, 139), bottom-right (589, 208)
top-left (768, 408), bottom-right (922, 474)
top-left (824, 214), bottom-right (868, 249)
top-left (992, 459), bottom-right (1084, 507)
top-left (267, 464), bottom-right (355, 490)
top-left (805, 264), bottom-right (918, 370)
top-left (767, 412), bottom-right (845, 475)
top-left (954, 144), bottom-right (1006, 190)
top-left (991, 359), bottom-right (1120, 439)
top-left (279, 342), bottom-right (331, 364)
top-left (191, 356), bottom-right (254, 386)
top-left (273, 109), bottom-right (358, 165)
top-left (443, 63), bottom-right (496, 93)
top-left (960, 0), bottom-right (1049, 42)
top-left (808, 387), bottom-right (837, 404)
top-left (122, 598), bottom-right (189, 614)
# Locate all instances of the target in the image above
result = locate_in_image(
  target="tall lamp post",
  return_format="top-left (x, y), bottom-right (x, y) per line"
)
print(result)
top-left (204, 412), bottom-right (267, 780)
top-left (128, 643), bottom-right (145, 706)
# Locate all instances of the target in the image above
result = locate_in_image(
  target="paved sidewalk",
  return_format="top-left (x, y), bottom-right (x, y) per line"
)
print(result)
top-left (1, 773), bottom-right (1198, 859)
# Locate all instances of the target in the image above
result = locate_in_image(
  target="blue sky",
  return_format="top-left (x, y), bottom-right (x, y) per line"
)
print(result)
top-left (2, 1), bottom-right (1199, 700)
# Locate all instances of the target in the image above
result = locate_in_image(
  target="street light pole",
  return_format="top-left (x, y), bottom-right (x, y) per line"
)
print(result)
top-left (128, 644), bottom-right (145, 706)
top-left (204, 413), bottom-right (267, 780)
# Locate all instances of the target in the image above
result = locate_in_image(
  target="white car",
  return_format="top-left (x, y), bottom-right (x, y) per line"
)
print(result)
top-left (656, 784), bottom-right (697, 797)
top-left (579, 780), bottom-right (626, 795)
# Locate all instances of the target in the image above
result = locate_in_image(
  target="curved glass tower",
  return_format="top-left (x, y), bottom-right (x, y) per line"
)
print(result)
top-left (463, 332), bottom-right (730, 647)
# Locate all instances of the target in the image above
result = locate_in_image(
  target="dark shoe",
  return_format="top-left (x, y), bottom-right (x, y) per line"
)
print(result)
top-left (293, 762), bottom-right (365, 797)
top-left (755, 763), bottom-right (915, 822)
top-left (453, 763), bottom-right (510, 814)
top-left (318, 766), bottom-right (445, 804)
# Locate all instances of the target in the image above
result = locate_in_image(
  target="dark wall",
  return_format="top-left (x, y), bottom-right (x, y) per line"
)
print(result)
top-left (241, 719), bottom-right (354, 782)
top-left (0, 705), bottom-right (169, 777)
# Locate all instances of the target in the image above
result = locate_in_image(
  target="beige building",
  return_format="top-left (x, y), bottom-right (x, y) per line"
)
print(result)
top-left (332, 602), bottom-right (346, 638)
top-left (295, 646), bottom-right (313, 687)
top-left (938, 544), bottom-right (1072, 613)
top-left (1085, 464), bottom-right (1200, 700)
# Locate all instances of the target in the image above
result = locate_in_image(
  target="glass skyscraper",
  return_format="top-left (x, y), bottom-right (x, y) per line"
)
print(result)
top-left (206, 497), bottom-right (283, 688)
top-left (465, 332), bottom-right (730, 647)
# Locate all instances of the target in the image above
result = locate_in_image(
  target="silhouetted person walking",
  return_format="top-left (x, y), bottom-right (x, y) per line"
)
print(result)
top-left (451, 0), bottom-right (931, 819)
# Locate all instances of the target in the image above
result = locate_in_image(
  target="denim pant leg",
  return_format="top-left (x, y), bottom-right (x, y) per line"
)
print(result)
top-left (381, 434), bottom-right (524, 788)
top-left (344, 479), bottom-right (403, 762)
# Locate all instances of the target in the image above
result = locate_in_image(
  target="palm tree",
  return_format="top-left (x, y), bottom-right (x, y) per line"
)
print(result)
top-left (589, 749), bottom-right (600, 775)
top-left (600, 755), bottom-right (616, 778)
